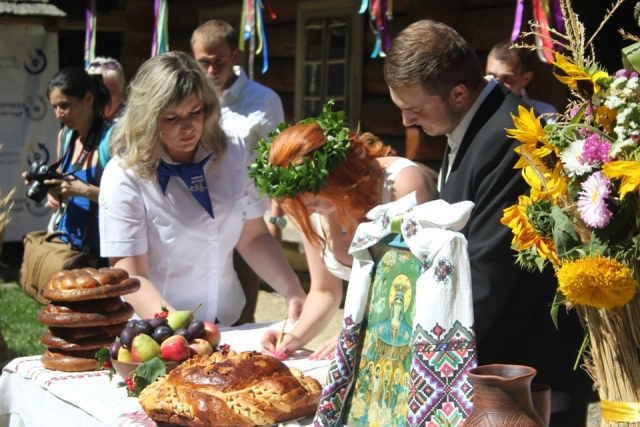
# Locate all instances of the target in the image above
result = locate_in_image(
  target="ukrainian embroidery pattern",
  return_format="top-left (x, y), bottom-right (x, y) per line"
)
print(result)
top-left (407, 323), bottom-right (475, 426)
top-left (433, 258), bottom-right (454, 285)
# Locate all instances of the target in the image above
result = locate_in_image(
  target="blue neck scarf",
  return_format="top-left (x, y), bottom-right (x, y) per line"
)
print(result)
top-left (157, 153), bottom-right (214, 218)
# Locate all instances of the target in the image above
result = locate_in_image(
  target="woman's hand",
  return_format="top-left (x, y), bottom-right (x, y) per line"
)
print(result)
top-left (260, 330), bottom-right (302, 360)
top-left (44, 175), bottom-right (99, 202)
top-left (308, 332), bottom-right (338, 361)
top-left (46, 193), bottom-right (60, 211)
top-left (285, 292), bottom-right (305, 323)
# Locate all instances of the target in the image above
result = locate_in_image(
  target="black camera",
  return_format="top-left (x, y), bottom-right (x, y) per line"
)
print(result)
top-left (25, 161), bottom-right (63, 203)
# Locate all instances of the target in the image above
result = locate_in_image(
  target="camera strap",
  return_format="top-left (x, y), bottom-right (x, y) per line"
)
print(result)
top-left (70, 118), bottom-right (105, 172)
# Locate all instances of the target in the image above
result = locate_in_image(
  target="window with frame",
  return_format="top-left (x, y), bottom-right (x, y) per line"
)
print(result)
top-left (302, 19), bottom-right (349, 117)
top-left (295, 0), bottom-right (363, 128)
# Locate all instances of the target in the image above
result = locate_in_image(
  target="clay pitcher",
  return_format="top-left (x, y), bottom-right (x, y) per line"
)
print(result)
top-left (466, 364), bottom-right (545, 427)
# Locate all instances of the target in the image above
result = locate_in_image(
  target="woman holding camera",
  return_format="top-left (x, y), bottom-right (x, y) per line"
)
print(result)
top-left (98, 51), bottom-right (306, 325)
top-left (24, 66), bottom-right (113, 265)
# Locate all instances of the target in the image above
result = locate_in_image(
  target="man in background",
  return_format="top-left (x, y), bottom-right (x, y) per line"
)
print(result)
top-left (191, 20), bottom-right (288, 325)
top-left (486, 40), bottom-right (558, 122)
top-left (384, 20), bottom-right (593, 424)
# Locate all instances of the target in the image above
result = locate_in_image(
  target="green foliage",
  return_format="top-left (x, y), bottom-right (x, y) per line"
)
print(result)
top-left (551, 205), bottom-right (581, 258)
top-left (129, 357), bottom-right (167, 397)
top-left (0, 284), bottom-right (46, 358)
top-left (248, 100), bottom-right (351, 199)
top-left (515, 246), bottom-right (547, 273)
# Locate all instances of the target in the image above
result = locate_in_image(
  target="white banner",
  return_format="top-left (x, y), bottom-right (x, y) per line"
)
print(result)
top-left (0, 24), bottom-right (59, 242)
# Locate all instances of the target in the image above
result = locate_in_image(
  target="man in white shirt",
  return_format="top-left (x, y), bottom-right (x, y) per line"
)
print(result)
top-left (191, 20), bottom-right (288, 325)
top-left (486, 40), bottom-right (558, 123)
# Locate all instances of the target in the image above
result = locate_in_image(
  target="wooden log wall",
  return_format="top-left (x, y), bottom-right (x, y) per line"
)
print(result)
top-left (33, 0), bottom-right (569, 170)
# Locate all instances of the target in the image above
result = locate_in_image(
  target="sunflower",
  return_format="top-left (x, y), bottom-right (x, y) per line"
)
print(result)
top-left (601, 160), bottom-right (640, 200)
top-left (522, 164), bottom-right (567, 202)
top-left (556, 256), bottom-right (637, 309)
top-left (501, 195), bottom-right (559, 264)
top-left (552, 53), bottom-right (608, 95)
top-left (507, 106), bottom-right (558, 169)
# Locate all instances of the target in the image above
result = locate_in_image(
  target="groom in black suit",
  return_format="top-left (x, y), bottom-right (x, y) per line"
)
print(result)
top-left (384, 20), bottom-right (594, 425)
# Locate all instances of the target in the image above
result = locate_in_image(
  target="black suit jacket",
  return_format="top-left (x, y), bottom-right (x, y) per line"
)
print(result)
top-left (441, 83), bottom-right (586, 370)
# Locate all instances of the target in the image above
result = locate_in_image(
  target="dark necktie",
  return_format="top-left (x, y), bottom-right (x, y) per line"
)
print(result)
top-left (157, 153), bottom-right (214, 218)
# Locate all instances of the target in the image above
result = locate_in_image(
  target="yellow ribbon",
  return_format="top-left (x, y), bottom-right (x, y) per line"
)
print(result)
top-left (601, 400), bottom-right (640, 422)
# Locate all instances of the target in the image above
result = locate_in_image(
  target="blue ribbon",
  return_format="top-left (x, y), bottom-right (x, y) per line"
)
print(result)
top-left (157, 153), bottom-right (214, 218)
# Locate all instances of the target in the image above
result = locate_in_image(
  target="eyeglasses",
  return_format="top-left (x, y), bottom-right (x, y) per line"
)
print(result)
top-left (87, 60), bottom-right (119, 72)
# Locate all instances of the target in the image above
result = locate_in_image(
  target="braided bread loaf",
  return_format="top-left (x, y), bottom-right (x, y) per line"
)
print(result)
top-left (42, 267), bottom-right (140, 301)
top-left (139, 350), bottom-right (322, 426)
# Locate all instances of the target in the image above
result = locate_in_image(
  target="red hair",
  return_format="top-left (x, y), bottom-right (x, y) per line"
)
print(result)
top-left (268, 123), bottom-right (395, 252)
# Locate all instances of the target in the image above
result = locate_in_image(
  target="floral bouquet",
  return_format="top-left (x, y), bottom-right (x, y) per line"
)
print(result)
top-left (501, 0), bottom-right (640, 424)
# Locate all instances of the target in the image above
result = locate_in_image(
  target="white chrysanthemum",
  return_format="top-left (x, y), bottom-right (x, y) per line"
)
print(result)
top-left (626, 76), bottom-right (638, 90)
top-left (561, 139), bottom-right (592, 177)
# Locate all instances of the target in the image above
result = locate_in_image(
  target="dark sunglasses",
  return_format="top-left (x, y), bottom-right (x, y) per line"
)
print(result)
top-left (88, 60), bottom-right (119, 71)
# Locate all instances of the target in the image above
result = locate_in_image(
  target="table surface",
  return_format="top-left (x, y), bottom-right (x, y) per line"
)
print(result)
top-left (0, 322), bottom-right (331, 427)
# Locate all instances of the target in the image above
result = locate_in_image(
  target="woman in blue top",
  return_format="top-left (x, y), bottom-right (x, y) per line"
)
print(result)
top-left (24, 67), bottom-right (113, 265)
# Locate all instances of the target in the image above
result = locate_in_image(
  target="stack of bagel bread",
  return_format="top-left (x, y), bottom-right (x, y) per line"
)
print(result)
top-left (38, 267), bottom-right (140, 372)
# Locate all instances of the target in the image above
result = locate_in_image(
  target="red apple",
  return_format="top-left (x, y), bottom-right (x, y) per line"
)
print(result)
top-left (202, 321), bottom-right (221, 348)
top-left (160, 335), bottom-right (190, 362)
top-left (189, 338), bottom-right (213, 357)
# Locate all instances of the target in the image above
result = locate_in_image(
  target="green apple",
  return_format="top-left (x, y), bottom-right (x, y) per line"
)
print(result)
top-left (130, 333), bottom-right (162, 363)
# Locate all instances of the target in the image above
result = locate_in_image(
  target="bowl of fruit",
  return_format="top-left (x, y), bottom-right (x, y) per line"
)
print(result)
top-left (107, 307), bottom-right (221, 380)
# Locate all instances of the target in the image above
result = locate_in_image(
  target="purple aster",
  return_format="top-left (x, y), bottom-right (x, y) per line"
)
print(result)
top-left (577, 171), bottom-right (613, 229)
top-left (580, 134), bottom-right (612, 166)
top-left (615, 69), bottom-right (639, 79)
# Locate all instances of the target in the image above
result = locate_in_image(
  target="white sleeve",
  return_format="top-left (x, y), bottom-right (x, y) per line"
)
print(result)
top-left (99, 159), bottom-right (149, 257)
top-left (260, 94), bottom-right (285, 135)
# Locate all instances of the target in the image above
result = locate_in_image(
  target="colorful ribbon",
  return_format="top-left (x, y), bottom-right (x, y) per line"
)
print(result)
top-left (532, 0), bottom-right (555, 63)
top-left (84, 0), bottom-right (96, 69)
top-left (360, 0), bottom-right (393, 58)
top-left (239, 0), bottom-right (270, 74)
top-left (601, 400), bottom-right (640, 422)
top-left (151, 0), bottom-right (169, 57)
top-left (511, 0), bottom-right (565, 60)
top-left (511, 0), bottom-right (524, 42)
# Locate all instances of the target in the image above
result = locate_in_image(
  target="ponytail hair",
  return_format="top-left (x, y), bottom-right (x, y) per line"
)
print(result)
top-left (47, 66), bottom-right (111, 119)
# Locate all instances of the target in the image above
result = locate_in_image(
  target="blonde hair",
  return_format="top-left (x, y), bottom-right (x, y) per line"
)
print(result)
top-left (191, 20), bottom-right (237, 51)
top-left (111, 51), bottom-right (227, 179)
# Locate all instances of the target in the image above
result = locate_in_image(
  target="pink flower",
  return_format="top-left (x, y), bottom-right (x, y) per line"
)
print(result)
top-left (577, 171), bottom-right (613, 228)
top-left (581, 134), bottom-right (612, 166)
top-left (615, 69), bottom-right (638, 78)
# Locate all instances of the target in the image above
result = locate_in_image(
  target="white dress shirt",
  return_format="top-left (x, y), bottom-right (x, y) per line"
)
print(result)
top-left (98, 134), bottom-right (265, 325)
top-left (220, 66), bottom-right (284, 156)
top-left (439, 77), bottom-right (498, 191)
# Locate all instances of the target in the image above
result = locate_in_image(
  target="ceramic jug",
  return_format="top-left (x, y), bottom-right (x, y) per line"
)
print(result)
top-left (466, 364), bottom-right (545, 427)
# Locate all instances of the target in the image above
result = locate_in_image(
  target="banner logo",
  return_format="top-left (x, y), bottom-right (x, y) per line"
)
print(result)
top-left (26, 142), bottom-right (51, 166)
top-left (24, 95), bottom-right (47, 121)
top-left (23, 49), bottom-right (47, 75)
